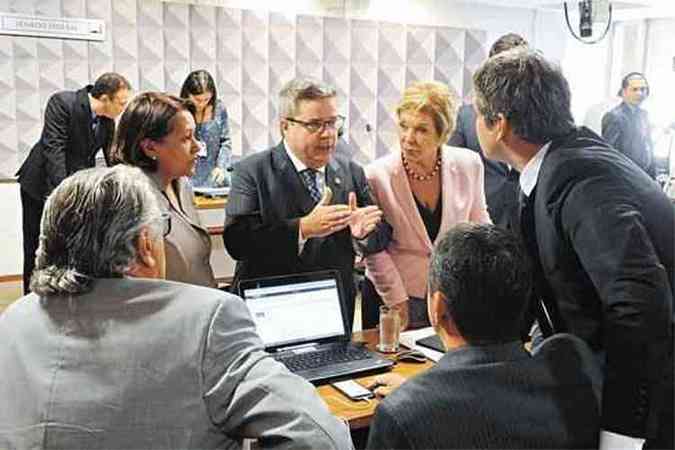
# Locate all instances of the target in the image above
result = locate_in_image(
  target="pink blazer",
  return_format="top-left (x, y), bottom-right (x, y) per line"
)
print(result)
top-left (364, 145), bottom-right (491, 305)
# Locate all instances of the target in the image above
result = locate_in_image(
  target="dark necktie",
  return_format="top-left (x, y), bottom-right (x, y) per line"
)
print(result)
top-left (516, 186), bottom-right (563, 338)
top-left (300, 168), bottom-right (322, 203)
top-left (92, 116), bottom-right (105, 149)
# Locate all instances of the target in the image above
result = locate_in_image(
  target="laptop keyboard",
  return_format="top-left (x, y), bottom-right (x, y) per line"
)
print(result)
top-left (275, 346), bottom-right (373, 373)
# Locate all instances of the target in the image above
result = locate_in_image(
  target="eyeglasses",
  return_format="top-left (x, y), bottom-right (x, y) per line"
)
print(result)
top-left (159, 212), bottom-right (171, 237)
top-left (285, 115), bottom-right (345, 134)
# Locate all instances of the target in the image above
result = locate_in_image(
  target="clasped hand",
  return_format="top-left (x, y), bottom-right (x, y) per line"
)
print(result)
top-left (299, 188), bottom-right (383, 240)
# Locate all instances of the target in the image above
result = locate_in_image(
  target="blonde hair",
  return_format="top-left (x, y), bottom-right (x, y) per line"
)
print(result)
top-left (396, 81), bottom-right (457, 143)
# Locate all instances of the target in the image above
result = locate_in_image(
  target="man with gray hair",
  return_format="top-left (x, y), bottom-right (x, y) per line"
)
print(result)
top-left (224, 78), bottom-right (391, 328)
top-left (0, 165), bottom-right (352, 450)
top-left (472, 48), bottom-right (673, 449)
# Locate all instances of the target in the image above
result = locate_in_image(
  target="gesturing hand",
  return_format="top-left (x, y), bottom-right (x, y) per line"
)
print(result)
top-left (300, 187), bottom-right (352, 239)
top-left (210, 167), bottom-right (227, 186)
top-left (348, 191), bottom-right (383, 239)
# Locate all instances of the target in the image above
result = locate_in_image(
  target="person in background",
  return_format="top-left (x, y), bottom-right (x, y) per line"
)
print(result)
top-left (180, 69), bottom-right (232, 188)
top-left (602, 72), bottom-right (655, 178)
top-left (0, 165), bottom-right (352, 450)
top-left (473, 48), bottom-right (673, 450)
top-left (224, 77), bottom-right (391, 330)
top-left (366, 224), bottom-right (601, 450)
top-left (362, 81), bottom-right (490, 330)
top-left (448, 33), bottom-right (527, 230)
top-left (16, 72), bottom-right (132, 293)
top-left (113, 92), bottom-right (216, 287)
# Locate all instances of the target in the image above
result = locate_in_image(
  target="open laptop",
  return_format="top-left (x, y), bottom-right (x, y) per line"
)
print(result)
top-left (239, 270), bottom-right (394, 384)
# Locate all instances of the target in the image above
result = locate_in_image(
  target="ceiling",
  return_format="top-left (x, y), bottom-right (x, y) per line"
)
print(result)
top-left (455, 0), bottom-right (675, 19)
top-left (462, 0), bottom-right (660, 8)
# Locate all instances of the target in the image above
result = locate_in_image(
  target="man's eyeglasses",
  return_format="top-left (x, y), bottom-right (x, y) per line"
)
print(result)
top-left (159, 212), bottom-right (171, 238)
top-left (285, 115), bottom-right (345, 134)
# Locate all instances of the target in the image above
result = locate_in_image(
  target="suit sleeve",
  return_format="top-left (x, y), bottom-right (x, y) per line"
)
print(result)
top-left (351, 162), bottom-right (393, 256)
top-left (223, 162), bottom-right (301, 260)
top-left (41, 94), bottom-right (71, 192)
top-left (363, 168), bottom-right (408, 306)
top-left (601, 112), bottom-right (622, 152)
top-left (202, 295), bottom-right (353, 449)
top-left (366, 404), bottom-right (413, 450)
top-left (468, 153), bottom-right (492, 224)
top-left (448, 107), bottom-right (467, 147)
top-left (561, 177), bottom-right (673, 437)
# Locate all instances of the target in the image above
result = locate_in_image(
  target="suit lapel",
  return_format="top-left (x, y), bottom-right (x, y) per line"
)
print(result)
top-left (435, 148), bottom-right (457, 245)
top-left (391, 152), bottom-right (432, 249)
top-left (271, 144), bottom-right (316, 214)
top-left (175, 178), bottom-right (209, 235)
top-left (325, 159), bottom-right (346, 204)
top-left (76, 87), bottom-right (95, 154)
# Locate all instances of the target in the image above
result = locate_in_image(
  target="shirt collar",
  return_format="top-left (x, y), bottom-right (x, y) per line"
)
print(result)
top-left (519, 141), bottom-right (551, 197)
top-left (283, 140), bottom-right (325, 174)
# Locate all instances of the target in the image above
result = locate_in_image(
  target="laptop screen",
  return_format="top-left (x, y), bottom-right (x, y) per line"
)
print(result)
top-left (242, 276), bottom-right (346, 349)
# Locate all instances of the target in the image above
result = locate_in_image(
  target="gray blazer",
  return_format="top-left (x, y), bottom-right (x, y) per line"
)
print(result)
top-left (367, 334), bottom-right (601, 449)
top-left (143, 170), bottom-right (216, 288)
top-left (0, 278), bottom-right (352, 450)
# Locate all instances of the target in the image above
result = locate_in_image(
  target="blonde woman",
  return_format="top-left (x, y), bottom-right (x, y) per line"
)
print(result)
top-left (363, 81), bottom-right (491, 329)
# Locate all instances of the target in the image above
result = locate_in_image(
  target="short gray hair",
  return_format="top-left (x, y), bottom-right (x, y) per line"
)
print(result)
top-left (278, 77), bottom-right (337, 119)
top-left (31, 166), bottom-right (164, 296)
top-left (473, 48), bottom-right (575, 144)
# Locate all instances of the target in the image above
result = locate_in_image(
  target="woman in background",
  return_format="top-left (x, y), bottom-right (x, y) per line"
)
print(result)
top-left (180, 70), bottom-right (232, 188)
top-left (113, 92), bottom-right (216, 288)
top-left (363, 81), bottom-right (491, 329)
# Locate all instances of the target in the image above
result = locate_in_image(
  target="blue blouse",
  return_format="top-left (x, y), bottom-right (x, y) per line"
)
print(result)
top-left (191, 99), bottom-right (232, 188)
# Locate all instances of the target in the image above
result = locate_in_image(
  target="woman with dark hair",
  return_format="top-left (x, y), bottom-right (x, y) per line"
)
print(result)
top-left (180, 70), bottom-right (232, 188)
top-left (113, 92), bottom-right (216, 287)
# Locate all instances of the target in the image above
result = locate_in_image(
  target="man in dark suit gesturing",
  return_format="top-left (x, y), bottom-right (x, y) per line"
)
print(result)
top-left (224, 78), bottom-right (391, 328)
top-left (17, 72), bottom-right (132, 293)
top-left (472, 48), bottom-right (673, 449)
top-left (366, 224), bottom-right (601, 449)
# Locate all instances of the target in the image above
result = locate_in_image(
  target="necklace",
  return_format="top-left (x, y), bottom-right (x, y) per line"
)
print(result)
top-left (402, 151), bottom-right (442, 182)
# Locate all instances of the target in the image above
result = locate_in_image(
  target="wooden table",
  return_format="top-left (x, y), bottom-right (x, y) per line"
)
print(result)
top-left (194, 195), bottom-right (227, 235)
top-left (193, 194), bottom-right (227, 210)
top-left (317, 329), bottom-right (434, 430)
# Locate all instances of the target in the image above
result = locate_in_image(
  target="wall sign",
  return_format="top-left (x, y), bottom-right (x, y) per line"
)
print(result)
top-left (0, 13), bottom-right (105, 41)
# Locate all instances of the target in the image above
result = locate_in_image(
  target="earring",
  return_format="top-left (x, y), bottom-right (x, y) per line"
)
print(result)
top-left (150, 155), bottom-right (157, 160)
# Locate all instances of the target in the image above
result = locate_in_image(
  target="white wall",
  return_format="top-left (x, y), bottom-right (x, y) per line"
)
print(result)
top-left (0, 183), bottom-right (22, 277)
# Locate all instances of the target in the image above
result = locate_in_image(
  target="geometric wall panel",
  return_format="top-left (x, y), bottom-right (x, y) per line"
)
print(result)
top-left (0, 0), bottom-right (488, 177)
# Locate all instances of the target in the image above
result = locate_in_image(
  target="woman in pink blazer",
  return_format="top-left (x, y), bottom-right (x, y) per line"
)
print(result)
top-left (363, 81), bottom-right (491, 329)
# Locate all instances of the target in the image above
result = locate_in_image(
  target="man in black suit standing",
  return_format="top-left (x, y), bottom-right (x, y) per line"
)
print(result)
top-left (366, 224), bottom-right (601, 449)
top-left (17, 72), bottom-right (132, 293)
top-left (602, 72), bottom-right (654, 177)
top-left (472, 48), bottom-right (673, 450)
top-left (223, 78), bottom-right (391, 328)
top-left (448, 33), bottom-right (527, 229)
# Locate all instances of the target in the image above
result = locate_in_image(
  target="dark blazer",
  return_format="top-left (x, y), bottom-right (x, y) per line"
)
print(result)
top-left (601, 102), bottom-right (654, 176)
top-left (531, 127), bottom-right (673, 440)
top-left (448, 104), bottom-right (520, 229)
top-left (367, 334), bottom-right (601, 449)
top-left (16, 85), bottom-right (115, 200)
top-left (223, 143), bottom-right (392, 323)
